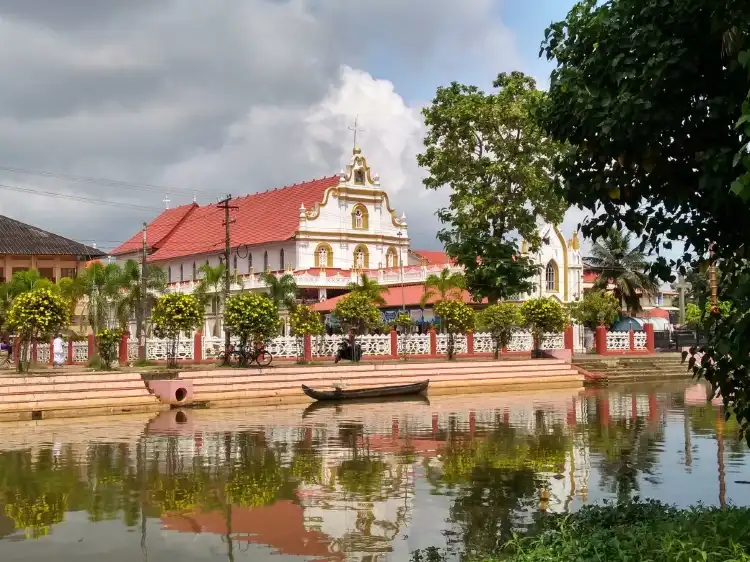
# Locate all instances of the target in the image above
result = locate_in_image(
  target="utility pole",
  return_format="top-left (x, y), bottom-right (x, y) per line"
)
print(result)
top-left (138, 222), bottom-right (148, 361)
top-left (397, 231), bottom-right (406, 311)
top-left (217, 196), bottom-right (238, 363)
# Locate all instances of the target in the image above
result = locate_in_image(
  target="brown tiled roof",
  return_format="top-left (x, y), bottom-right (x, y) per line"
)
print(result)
top-left (0, 214), bottom-right (105, 257)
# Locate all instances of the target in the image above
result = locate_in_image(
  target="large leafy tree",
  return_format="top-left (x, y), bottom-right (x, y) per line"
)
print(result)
top-left (151, 293), bottom-right (203, 368)
top-left (79, 262), bottom-right (125, 335)
top-left (223, 293), bottom-right (280, 366)
top-left (477, 303), bottom-right (522, 359)
top-left (538, 0), bottom-right (750, 442)
top-left (418, 71), bottom-right (566, 302)
top-left (587, 229), bottom-right (659, 312)
top-left (569, 290), bottom-right (620, 331)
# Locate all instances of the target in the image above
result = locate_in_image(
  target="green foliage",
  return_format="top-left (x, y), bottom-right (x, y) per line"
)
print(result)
top-left (685, 302), bottom-right (702, 328)
top-left (346, 273), bottom-right (388, 306)
top-left (152, 293), bottom-right (203, 368)
top-left (224, 293), bottom-right (280, 366)
top-left (418, 71), bottom-right (566, 301)
top-left (115, 260), bottom-right (167, 343)
top-left (4, 287), bottom-right (70, 372)
top-left (289, 305), bottom-right (324, 336)
top-left (538, 0), bottom-right (750, 442)
top-left (588, 230), bottom-right (659, 312)
top-left (477, 303), bottom-right (522, 358)
top-left (569, 290), bottom-right (620, 330)
top-left (390, 312), bottom-right (413, 332)
top-left (96, 328), bottom-right (122, 370)
top-left (260, 272), bottom-right (298, 310)
top-left (503, 501), bottom-right (750, 562)
top-left (333, 292), bottom-right (382, 334)
top-left (421, 268), bottom-right (465, 307)
top-left (685, 301), bottom-right (732, 330)
top-left (434, 300), bottom-right (475, 359)
top-left (520, 298), bottom-right (567, 349)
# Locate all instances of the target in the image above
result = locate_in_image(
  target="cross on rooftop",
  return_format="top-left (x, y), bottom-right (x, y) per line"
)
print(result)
top-left (348, 115), bottom-right (364, 152)
top-left (163, 195), bottom-right (171, 209)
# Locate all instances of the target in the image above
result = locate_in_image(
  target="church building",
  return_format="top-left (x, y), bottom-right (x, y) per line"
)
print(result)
top-left (112, 147), bottom-right (582, 335)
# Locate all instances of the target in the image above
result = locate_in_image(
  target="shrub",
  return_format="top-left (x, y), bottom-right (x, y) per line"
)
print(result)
top-left (477, 303), bottom-right (522, 359)
top-left (289, 304), bottom-right (324, 362)
top-left (96, 328), bottom-right (122, 370)
top-left (390, 312), bottom-right (414, 333)
top-left (568, 290), bottom-right (619, 330)
top-left (333, 292), bottom-right (382, 334)
top-left (433, 300), bottom-right (474, 359)
top-left (152, 293), bottom-right (203, 368)
top-left (520, 297), bottom-right (568, 354)
top-left (4, 287), bottom-right (70, 372)
top-left (224, 293), bottom-right (280, 366)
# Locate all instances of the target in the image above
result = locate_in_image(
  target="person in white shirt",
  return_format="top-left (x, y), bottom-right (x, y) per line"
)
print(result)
top-left (52, 334), bottom-right (65, 367)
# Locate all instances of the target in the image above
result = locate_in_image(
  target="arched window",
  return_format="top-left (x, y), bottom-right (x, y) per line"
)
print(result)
top-left (315, 243), bottom-right (333, 268)
top-left (351, 204), bottom-right (369, 230)
top-left (263, 251), bottom-right (269, 271)
top-left (192, 262), bottom-right (197, 280)
top-left (386, 246), bottom-right (398, 268)
top-left (353, 244), bottom-right (369, 269)
top-left (179, 264), bottom-right (184, 282)
top-left (545, 261), bottom-right (558, 292)
top-left (280, 249), bottom-right (285, 270)
top-left (233, 254), bottom-right (238, 272)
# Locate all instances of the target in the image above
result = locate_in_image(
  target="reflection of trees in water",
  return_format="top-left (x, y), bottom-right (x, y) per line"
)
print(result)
top-left (427, 420), bottom-right (569, 557)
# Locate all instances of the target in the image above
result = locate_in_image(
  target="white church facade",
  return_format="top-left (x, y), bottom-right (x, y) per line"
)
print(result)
top-left (112, 147), bottom-right (583, 335)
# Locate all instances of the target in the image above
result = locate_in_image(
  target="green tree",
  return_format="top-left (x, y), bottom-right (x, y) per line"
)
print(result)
top-left (223, 293), bottom-right (280, 367)
top-left (418, 71), bottom-right (566, 302)
top-left (477, 303), bottom-right (522, 359)
top-left (260, 272), bottom-right (298, 310)
top-left (433, 300), bottom-right (475, 360)
top-left (538, 0), bottom-right (750, 442)
top-left (0, 269), bottom-right (59, 329)
top-left (347, 273), bottom-right (388, 306)
top-left (96, 328), bottom-right (122, 370)
top-left (520, 298), bottom-right (568, 356)
top-left (79, 262), bottom-right (126, 335)
top-left (289, 305), bottom-right (324, 362)
top-left (390, 312), bottom-right (413, 333)
top-left (569, 290), bottom-right (620, 331)
top-left (334, 292), bottom-right (382, 336)
top-left (115, 259), bottom-right (167, 360)
top-left (420, 268), bottom-right (465, 307)
top-left (4, 287), bottom-right (70, 372)
top-left (587, 229), bottom-right (658, 312)
top-left (151, 293), bottom-right (203, 368)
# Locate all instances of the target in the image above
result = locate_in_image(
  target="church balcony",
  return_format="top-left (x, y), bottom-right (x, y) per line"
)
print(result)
top-left (163, 263), bottom-right (464, 296)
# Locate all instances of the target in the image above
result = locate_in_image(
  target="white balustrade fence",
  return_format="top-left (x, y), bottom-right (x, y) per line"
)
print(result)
top-left (72, 341), bottom-right (89, 363)
top-left (633, 331), bottom-right (647, 350)
top-left (508, 331), bottom-right (534, 352)
top-left (127, 341), bottom-right (140, 361)
top-left (472, 333), bottom-right (496, 354)
top-left (541, 332), bottom-right (565, 350)
top-left (146, 338), bottom-right (194, 362)
top-left (436, 333), bottom-right (467, 355)
top-left (312, 335), bottom-right (344, 357)
top-left (266, 336), bottom-right (301, 358)
top-left (397, 333), bottom-right (431, 355)
top-left (356, 334), bottom-right (391, 356)
top-left (606, 331), bottom-right (630, 351)
top-left (36, 345), bottom-right (50, 364)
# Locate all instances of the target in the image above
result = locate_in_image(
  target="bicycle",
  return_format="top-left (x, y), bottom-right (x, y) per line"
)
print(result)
top-left (216, 343), bottom-right (273, 367)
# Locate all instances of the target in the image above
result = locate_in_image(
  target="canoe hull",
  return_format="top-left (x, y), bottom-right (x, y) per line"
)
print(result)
top-left (302, 380), bottom-right (429, 402)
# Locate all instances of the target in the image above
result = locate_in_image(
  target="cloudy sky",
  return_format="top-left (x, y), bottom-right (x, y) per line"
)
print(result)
top-left (0, 0), bottom-right (583, 255)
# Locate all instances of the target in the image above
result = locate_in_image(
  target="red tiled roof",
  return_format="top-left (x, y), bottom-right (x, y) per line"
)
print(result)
top-left (112, 203), bottom-right (198, 256)
top-left (410, 250), bottom-right (454, 265)
top-left (115, 177), bottom-right (340, 261)
top-left (311, 283), bottom-right (486, 312)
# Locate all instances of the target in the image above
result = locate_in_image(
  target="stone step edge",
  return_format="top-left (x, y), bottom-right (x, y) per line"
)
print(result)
top-left (0, 373), bottom-right (146, 386)
top-left (179, 363), bottom-right (575, 383)
top-left (0, 395), bottom-right (164, 412)
top-left (0, 389), bottom-right (159, 405)
top-left (186, 368), bottom-right (580, 390)
top-left (0, 384), bottom-right (151, 396)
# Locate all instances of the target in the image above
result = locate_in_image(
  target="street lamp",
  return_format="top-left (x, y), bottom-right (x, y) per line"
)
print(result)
top-left (397, 231), bottom-right (406, 311)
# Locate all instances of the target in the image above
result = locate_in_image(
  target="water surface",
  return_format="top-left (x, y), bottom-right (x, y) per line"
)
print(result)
top-left (0, 380), bottom-right (747, 561)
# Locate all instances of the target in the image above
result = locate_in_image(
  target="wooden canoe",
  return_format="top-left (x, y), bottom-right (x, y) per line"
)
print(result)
top-left (302, 395), bottom-right (430, 417)
top-left (301, 380), bottom-right (429, 402)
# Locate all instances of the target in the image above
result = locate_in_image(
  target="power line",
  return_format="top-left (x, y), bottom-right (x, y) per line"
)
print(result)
top-left (0, 163), bottom-right (217, 196)
top-left (0, 182), bottom-right (162, 211)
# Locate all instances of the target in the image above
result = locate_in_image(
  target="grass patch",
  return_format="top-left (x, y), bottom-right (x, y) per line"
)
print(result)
top-left (411, 501), bottom-right (750, 562)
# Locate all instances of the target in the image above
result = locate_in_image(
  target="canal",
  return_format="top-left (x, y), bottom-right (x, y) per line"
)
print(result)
top-left (0, 380), bottom-right (747, 561)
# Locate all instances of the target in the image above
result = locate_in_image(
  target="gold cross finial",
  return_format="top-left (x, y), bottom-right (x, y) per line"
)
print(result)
top-left (348, 115), bottom-right (364, 153)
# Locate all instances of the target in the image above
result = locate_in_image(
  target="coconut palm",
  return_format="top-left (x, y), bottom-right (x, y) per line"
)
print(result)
top-left (79, 262), bottom-right (126, 334)
top-left (260, 272), bottom-right (298, 310)
top-left (347, 273), bottom-right (388, 306)
top-left (420, 268), bottom-right (465, 307)
top-left (116, 259), bottom-right (168, 360)
top-left (587, 229), bottom-right (659, 312)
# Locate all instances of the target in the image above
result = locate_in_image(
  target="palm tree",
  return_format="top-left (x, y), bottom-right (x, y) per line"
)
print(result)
top-left (420, 268), bottom-right (465, 308)
top-left (194, 263), bottom-right (244, 357)
top-left (587, 229), bottom-right (658, 312)
top-left (79, 262), bottom-right (126, 335)
top-left (116, 259), bottom-right (168, 360)
top-left (347, 273), bottom-right (388, 305)
top-left (260, 272), bottom-right (298, 310)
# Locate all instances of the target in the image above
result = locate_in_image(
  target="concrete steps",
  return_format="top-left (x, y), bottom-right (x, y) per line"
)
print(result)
top-left (0, 371), bottom-right (168, 421)
top-left (178, 359), bottom-right (583, 404)
top-left (573, 354), bottom-right (688, 380)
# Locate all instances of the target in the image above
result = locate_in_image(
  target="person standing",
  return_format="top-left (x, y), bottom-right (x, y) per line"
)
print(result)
top-left (53, 334), bottom-right (65, 368)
